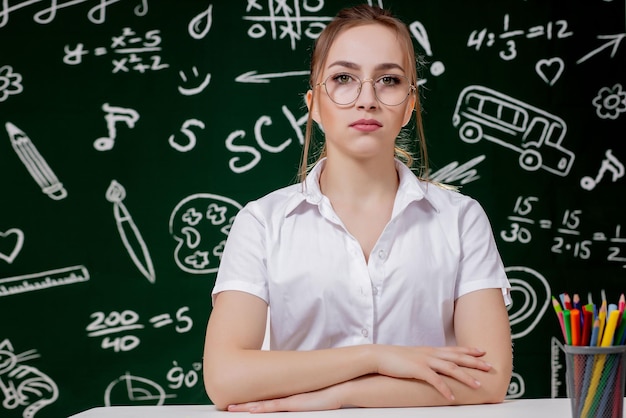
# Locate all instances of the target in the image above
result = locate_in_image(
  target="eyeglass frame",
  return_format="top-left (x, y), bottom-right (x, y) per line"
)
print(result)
top-left (315, 73), bottom-right (417, 106)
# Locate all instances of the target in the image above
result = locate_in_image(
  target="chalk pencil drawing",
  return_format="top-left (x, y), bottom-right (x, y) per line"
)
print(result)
top-left (106, 180), bottom-right (156, 284)
top-left (169, 194), bottom-right (242, 274)
top-left (0, 65), bottom-right (22, 102)
top-left (505, 266), bottom-right (551, 340)
top-left (0, 228), bottom-right (24, 264)
top-left (6, 122), bottom-right (67, 200)
top-left (0, 339), bottom-right (58, 418)
top-left (452, 85), bottom-right (575, 176)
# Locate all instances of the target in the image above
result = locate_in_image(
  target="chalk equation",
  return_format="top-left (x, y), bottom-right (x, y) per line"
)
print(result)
top-left (86, 306), bottom-right (192, 353)
top-left (0, 0), bottom-right (148, 28)
top-left (166, 360), bottom-right (201, 390)
top-left (243, 0), bottom-right (333, 50)
top-left (64, 27), bottom-right (168, 74)
top-left (467, 14), bottom-right (573, 61)
top-left (500, 195), bottom-right (626, 267)
top-left (452, 85), bottom-right (575, 176)
top-left (0, 265), bottom-right (90, 298)
top-left (0, 339), bottom-right (58, 418)
top-left (169, 194), bottom-right (242, 274)
top-left (6, 122), bottom-right (68, 200)
top-left (0, 65), bottom-right (22, 102)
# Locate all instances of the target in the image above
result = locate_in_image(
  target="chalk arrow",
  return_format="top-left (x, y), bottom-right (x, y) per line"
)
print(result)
top-left (577, 33), bottom-right (626, 64)
top-left (235, 70), bottom-right (310, 84)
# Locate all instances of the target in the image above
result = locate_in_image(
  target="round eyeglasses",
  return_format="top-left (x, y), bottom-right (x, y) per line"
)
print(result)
top-left (317, 73), bottom-right (416, 106)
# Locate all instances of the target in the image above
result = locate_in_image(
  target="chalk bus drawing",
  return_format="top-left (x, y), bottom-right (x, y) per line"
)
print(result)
top-left (428, 155), bottom-right (486, 185)
top-left (169, 194), bottom-right (242, 274)
top-left (0, 228), bottom-right (24, 264)
top-left (5, 122), bottom-right (68, 200)
top-left (0, 265), bottom-right (90, 297)
top-left (580, 149), bottom-right (624, 191)
top-left (0, 339), bottom-right (58, 418)
top-left (505, 266), bottom-right (551, 340)
top-left (452, 85), bottom-right (575, 177)
top-left (104, 372), bottom-right (174, 406)
top-left (106, 180), bottom-right (156, 283)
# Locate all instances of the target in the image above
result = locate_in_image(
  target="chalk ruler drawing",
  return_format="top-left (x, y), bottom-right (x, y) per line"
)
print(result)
top-left (6, 122), bottom-right (68, 200)
top-left (169, 194), bottom-right (242, 274)
top-left (0, 65), bottom-right (23, 101)
top-left (452, 85), bottom-right (575, 176)
top-left (505, 266), bottom-right (551, 340)
top-left (0, 339), bottom-right (58, 418)
top-left (106, 180), bottom-right (156, 283)
top-left (0, 228), bottom-right (24, 264)
top-left (0, 265), bottom-right (90, 297)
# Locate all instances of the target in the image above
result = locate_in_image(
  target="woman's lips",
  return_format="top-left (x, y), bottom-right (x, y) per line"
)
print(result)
top-left (350, 119), bottom-right (382, 132)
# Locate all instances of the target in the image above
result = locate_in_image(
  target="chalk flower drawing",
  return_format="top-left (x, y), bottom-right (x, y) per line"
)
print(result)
top-left (592, 83), bottom-right (626, 120)
top-left (0, 65), bottom-right (23, 102)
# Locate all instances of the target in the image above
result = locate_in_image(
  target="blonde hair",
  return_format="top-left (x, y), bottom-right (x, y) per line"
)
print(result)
top-left (298, 4), bottom-right (429, 183)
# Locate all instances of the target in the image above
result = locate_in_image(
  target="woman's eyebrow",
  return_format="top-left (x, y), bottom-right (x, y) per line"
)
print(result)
top-left (327, 60), bottom-right (405, 72)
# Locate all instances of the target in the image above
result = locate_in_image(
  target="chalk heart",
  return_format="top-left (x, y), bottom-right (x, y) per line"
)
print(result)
top-left (535, 58), bottom-right (564, 86)
top-left (0, 228), bottom-right (24, 264)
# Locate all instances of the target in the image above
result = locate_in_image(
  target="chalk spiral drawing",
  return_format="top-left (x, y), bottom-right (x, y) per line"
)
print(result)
top-left (6, 122), bottom-right (68, 200)
top-left (0, 228), bottom-right (23, 264)
top-left (452, 85), bottom-right (575, 177)
top-left (506, 372), bottom-right (526, 399)
top-left (0, 65), bottom-right (22, 102)
top-left (0, 339), bottom-right (58, 418)
top-left (169, 194), bottom-right (242, 274)
top-left (505, 266), bottom-right (551, 340)
top-left (106, 180), bottom-right (156, 284)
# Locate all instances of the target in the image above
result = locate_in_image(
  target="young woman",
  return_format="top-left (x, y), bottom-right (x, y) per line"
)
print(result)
top-left (203, 4), bottom-right (512, 413)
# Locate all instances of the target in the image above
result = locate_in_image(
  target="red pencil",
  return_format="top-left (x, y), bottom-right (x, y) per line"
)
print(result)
top-left (564, 293), bottom-right (572, 310)
top-left (581, 307), bottom-right (593, 346)
top-left (570, 309), bottom-right (581, 346)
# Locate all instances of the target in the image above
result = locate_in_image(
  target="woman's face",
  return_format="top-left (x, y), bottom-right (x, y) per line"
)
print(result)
top-left (307, 23), bottom-right (415, 162)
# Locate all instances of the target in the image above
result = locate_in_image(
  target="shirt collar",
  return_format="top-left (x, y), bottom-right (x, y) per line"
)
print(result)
top-left (284, 158), bottom-right (439, 217)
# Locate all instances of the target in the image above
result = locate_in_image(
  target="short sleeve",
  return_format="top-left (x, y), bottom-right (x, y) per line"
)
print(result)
top-left (455, 198), bottom-right (511, 305)
top-left (211, 203), bottom-right (269, 305)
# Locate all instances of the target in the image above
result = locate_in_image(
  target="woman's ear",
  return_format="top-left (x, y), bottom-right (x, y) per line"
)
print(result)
top-left (306, 89), bottom-right (322, 126)
top-left (402, 95), bottom-right (416, 127)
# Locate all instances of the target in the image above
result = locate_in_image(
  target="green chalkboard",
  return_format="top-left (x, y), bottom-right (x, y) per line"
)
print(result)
top-left (1, 1), bottom-right (625, 416)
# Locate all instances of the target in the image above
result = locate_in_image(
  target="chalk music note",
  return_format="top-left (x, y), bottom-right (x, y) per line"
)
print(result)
top-left (105, 180), bottom-right (155, 283)
top-left (580, 149), bottom-right (624, 191)
top-left (5, 122), bottom-right (67, 200)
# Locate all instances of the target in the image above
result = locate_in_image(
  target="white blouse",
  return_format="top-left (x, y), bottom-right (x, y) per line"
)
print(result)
top-left (212, 158), bottom-right (511, 350)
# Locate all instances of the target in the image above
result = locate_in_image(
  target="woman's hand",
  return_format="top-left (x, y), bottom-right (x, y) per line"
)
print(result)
top-left (226, 384), bottom-right (344, 413)
top-left (372, 345), bottom-right (492, 401)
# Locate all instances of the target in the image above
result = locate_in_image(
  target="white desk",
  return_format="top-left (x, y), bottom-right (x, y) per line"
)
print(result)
top-left (68, 398), bottom-right (596, 417)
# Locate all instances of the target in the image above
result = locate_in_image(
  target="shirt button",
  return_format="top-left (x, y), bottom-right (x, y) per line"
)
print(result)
top-left (372, 286), bottom-right (379, 295)
top-left (378, 249), bottom-right (387, 260)
top-left (361, 329), bottom-right (369, 337)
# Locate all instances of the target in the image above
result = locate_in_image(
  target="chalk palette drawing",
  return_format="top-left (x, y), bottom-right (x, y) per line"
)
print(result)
top-left (409, 21), bottom-right (445, 84)
top-left (166, 361), bottom-right (201, 390)
top-left (188, 3), bottom-right (212, 39)
top-left (64, 27), bottom-right (168, 74)
top-left (505, 266), bottom-right (551, 340)
top-left (506, 372), bottom-right (525, 399)
top-left (106, 180), bottom-right (156, 284)
top-left (0, 265), bottom-right (90, 297)
top-left (226, 104), bottom-right (307, 173)
top-left (427, 155), bottom-right (486, 185)
top-left (235, 70), bottom-right (310, 84)
top-left (0, 228), bottom-right (23, 264)
top-left (5, 122), bottom-right (68, 200)
top-left (94, 103), bottom-right (140, 151)
top-left (576, 33), bottom-right (625, 64)
top-left (452, 85), bottom-right (575, 177)
top-left (550, 337), bottom-right (565, 398)
top-left (0, 0), bottom-right (147, 28)
top-left (104, 372), bottom-right (175, 406)
top-left (178, 67), bottom-right (211, 96)
top-left (592, 83), bottom-right (626, 120)
top-left (0, 65), bottom-right (22, 102)
top-left (467, 14), bottom-right (573, 61)
top-left (0, 339), bottom-right (58, 418)
top-left (580, 149), bottom-right (624, 191)
top-left (535, 58), bottom-right (564, 86)
top-left (169, 194), bottom-right (242, 274)
top-left (243, 0), bottom-right (333, 50)
top-left (168, 119), bottom-right (205, 152)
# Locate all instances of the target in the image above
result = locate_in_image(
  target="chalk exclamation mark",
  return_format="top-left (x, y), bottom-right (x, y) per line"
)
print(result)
top-left (409, 21), bottom-right (445, 83)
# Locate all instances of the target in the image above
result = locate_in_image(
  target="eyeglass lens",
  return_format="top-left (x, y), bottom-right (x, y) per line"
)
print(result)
top-left (323, 74), bottom-right (413, 106)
